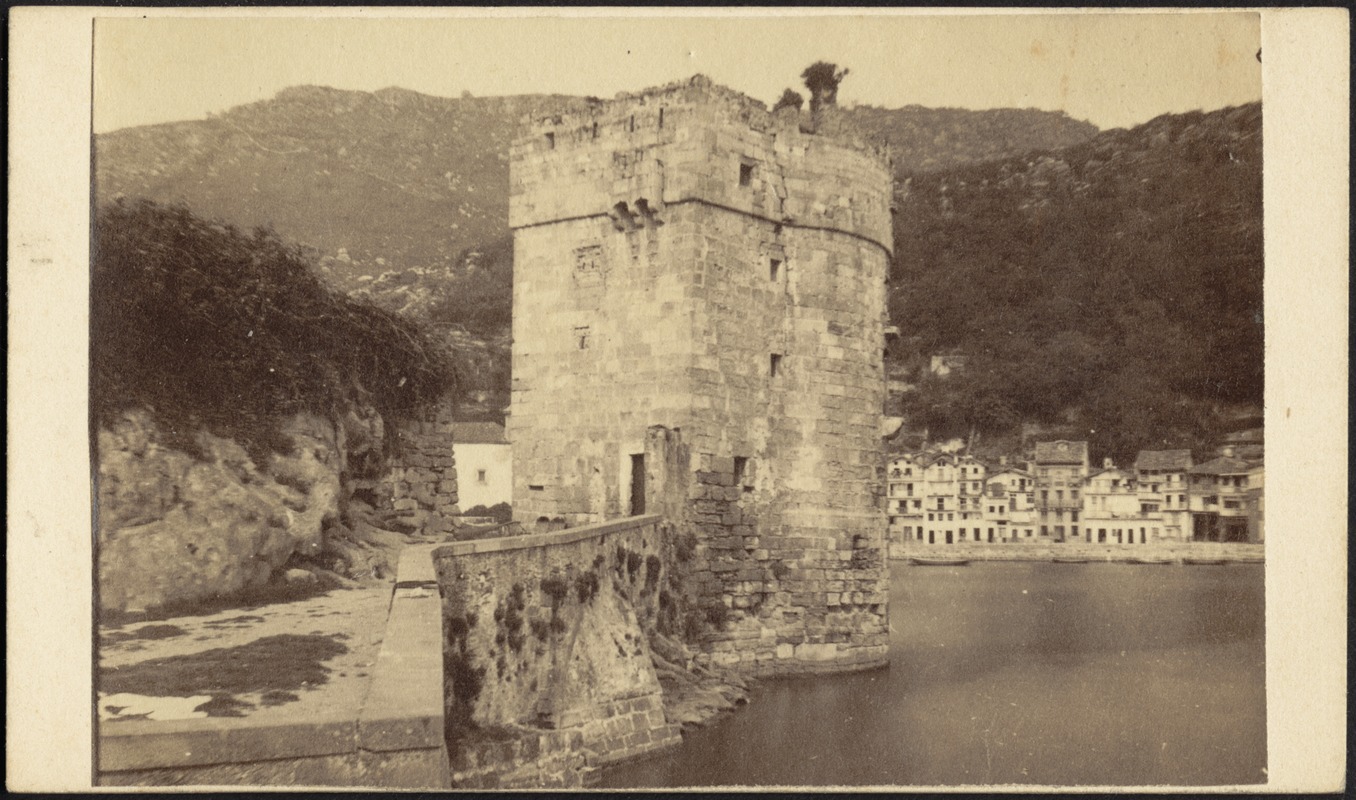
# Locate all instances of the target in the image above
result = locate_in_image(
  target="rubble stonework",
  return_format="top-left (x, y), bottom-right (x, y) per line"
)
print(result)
top-left (379, 400), bottom-right (460, 535)
top-left (507, 75), bottom-right (892, 674)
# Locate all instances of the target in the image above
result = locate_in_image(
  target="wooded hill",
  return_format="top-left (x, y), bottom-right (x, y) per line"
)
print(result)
top-left (890, 103), bottom-right (1262, 462)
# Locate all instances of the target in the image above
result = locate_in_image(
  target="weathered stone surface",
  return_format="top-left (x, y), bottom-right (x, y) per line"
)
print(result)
top-left (378, 400), bottom-right (459, 536)
top-left (96, 409), bottom-right (347, 613)
top-left (506, 76), bottom-right (891, 676)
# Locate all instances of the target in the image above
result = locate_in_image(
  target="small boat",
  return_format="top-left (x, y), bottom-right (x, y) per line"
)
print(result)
top-left (1052, 557), bottom-right (1092, 564)
top-left (1182, 557), bottom-right (1231, 565)
top-left (1128, 557), bottom-right (1173, 565)
top-left (908, 557), bottom-right (971, 567)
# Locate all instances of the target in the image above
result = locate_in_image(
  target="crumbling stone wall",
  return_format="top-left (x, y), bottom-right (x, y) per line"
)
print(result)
top-left (379, 400), bottom-right (460, 535)
top-left (432, 516), bottom-right (682, 785)
top-left (507, 75), bottom-right (892, 674)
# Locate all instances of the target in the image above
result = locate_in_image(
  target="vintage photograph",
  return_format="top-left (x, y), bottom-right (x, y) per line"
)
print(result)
top-left (81, 9), bottom-right (1276, 789)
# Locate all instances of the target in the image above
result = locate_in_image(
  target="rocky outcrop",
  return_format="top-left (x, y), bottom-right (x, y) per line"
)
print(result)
top-left (96, 408), bottom-right (376, 614)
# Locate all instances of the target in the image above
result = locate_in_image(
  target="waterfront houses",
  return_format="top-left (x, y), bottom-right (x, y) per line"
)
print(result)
top-left (884, 441), bottom-right (1263, 547)
top-left (982, 465), bottom-right (1038, 542)
top-left (1187, 450), bottom-right (1259, 542)
top-left (1133, 449), bottom-right (1193, 541)
top-left (1032, 440), bottom-right (1090, 543)
top-left (1082, 460), bottom-right (1161, 544)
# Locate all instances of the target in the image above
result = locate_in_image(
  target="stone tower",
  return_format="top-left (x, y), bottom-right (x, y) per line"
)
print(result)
top-left (508, 75), bottom-right (892, 674)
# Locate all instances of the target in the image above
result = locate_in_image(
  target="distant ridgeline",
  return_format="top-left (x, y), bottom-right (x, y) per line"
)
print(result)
top-left (93, 87), bottom-right (1261, 462)
top-left (93, 85), bottom-right (1097, 288)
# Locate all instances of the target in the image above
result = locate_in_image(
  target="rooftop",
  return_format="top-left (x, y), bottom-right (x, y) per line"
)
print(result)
top-left (1189, 456), bottom-right (1253, 476)
top-left (450, 421), bottom-right (508, 445)
top-left (1033, 440), bottom-right (1088, 464)
top-left (1135, 449), bottom-right (1194, 471)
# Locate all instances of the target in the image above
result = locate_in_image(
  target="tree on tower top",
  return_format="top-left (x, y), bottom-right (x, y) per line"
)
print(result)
top-left (801, 61), bottom-right (850, 114)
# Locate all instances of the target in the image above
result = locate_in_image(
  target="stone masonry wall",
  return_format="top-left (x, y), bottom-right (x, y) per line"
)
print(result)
top-left (507, 75), bottom-right (892, 674)
top-left (432, 516), bottom-right (682, 785)
top-left (380, 400), bottom-right (460, 536)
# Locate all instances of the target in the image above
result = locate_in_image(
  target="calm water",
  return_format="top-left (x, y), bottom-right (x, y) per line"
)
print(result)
top-left (600, 562), bottom-right (1266, 787)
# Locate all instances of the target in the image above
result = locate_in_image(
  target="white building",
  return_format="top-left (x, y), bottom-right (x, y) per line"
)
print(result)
top-left (983, 466), bottom-right (1037, 542)
top-left (1133, 449), bottom-right (1193, 541)
top-left (450, 422), bottom-right (511, 511)
top-left (1081, 462), bottom-right (1161, 545)
top-left (885, 454), bottom-right (925, 543)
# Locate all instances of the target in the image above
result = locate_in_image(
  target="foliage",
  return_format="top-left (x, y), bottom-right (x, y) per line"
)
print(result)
top-left (892, 103), bottom-right (1263, 463)
top-left (801, 61), bottom-right (849, 111)
top-left (464, 502), bottom-right (513, 524)
top-left (423, 235), bottom-right (514, 338)
top-left (772, 88), bottom-right (804, 113)
top-left (91, 199), bottom-right (458, 461)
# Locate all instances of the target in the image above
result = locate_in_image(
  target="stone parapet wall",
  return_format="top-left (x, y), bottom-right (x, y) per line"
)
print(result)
top-left (432, 515), bottom-right (682, 786)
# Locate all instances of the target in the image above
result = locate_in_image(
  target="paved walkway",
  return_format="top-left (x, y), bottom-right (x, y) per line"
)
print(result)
top-left (98, 581), bottom-right (394, 726)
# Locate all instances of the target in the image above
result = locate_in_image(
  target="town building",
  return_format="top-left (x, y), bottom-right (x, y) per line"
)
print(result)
top-left (1187, 451), bottom-right (1257, 542)
top-left (448, 421), bottom-right (511, 511)
top-left (928, 353), bottom-right (967, 378)
top-left (1081, 459), bottom-right (1161, 544)
top-left (885, 453), bottom-right (925, 543)
top-left (1245, 463), bottom-right (1265, 542)
top-left (1133, 449), bottom-right (1193, 541)
top-left (920, 453), bottom-right (960, 544)
top-left (1031, 440), bottom-right (1089, 542)
top-left (983, 465), bottom-right (1037, 542)
top-left (883, 445), bottom-right (1263, 549)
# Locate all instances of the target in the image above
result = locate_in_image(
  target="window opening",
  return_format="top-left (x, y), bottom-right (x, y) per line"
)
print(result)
top-left (629, 454), bottom-right (646, 515)
top-left (739, 162), bottom-right (755, 186)
top-left (733, 456), bottom-right (749, 486)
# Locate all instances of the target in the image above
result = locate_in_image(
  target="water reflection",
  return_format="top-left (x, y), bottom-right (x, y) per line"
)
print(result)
top-left (599, 562), bottom-right (1265, 787)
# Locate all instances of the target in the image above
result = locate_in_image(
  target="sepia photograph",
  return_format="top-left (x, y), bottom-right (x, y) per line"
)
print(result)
top-left (5, 7), bottom-right (1349, 793)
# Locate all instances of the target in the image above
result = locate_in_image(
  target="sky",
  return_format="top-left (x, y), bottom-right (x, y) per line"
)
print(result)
top-left (92, 10), bottom-right (1261, 135)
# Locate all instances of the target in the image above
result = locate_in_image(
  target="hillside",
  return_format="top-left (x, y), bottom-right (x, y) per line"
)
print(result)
top-left (889, 103), bottom-right (1263, 462)
top-left (95, 86), bottom-right (590, 287)
top-left (94, 86), bottom-right (1097, 286)
top-left (849, 104), bottom-right (1098, 179)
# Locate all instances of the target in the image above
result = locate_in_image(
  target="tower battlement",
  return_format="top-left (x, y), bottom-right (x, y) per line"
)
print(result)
top-left (519, 74), bottom-right (891, 167)
top-left (510, 75), bottom-right (893, 251)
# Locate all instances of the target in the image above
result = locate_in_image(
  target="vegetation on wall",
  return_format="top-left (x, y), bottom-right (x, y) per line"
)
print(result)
top-left (92, 198), bottom-right (459, 461)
